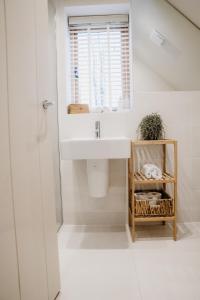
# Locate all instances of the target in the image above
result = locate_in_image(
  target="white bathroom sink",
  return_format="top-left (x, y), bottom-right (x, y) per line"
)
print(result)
top-left (60, 137), bottom-right (131, 160)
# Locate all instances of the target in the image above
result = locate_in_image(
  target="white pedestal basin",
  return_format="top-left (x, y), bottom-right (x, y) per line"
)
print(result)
top-left (60, 137), bottom-right (130, 160)
top-left (87, 159), bottom-right (109, 198)
top-left (60, 137), bottom-right (130, 198)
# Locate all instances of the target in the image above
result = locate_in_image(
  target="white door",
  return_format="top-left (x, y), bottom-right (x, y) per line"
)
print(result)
top-left (36, 0), bottom-right (61, 298)
top-left (4, 0), bottom-right (60, 299)
top-left (0, 1), bottom-right (21, 299)
top-left (48, 0), bottom-right (63, 231)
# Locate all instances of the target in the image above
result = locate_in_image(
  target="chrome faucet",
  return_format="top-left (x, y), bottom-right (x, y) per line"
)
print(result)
top-left (95, 121), bottom-right (101, 139)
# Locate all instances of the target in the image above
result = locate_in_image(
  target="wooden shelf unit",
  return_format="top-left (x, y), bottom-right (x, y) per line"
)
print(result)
top-left (128, 139), bottom-right (178, 241)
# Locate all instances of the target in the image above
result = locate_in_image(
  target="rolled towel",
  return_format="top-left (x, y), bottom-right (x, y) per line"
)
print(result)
top-left (142, 164), bottom-right (153, 179)
top-left (134, 192), bottom-right (148, 200)
top-left (151, 167), bottom-right (162, 180)
top-left (148, 192), bottom-right (162, 199)
top-left (142, 164), bottom-right (162, 180)
top-left (146, 195), bottom-right (157, 206)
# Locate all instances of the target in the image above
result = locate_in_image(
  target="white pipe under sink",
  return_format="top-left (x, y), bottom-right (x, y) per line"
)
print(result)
top-left (86, 159), bottom-right (109, 198)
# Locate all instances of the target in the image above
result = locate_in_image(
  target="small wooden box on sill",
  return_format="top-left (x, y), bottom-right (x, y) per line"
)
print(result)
top-left (68, 104), bottom-right (89, 114)
top-left (128, 139), bottom-right (178, 241)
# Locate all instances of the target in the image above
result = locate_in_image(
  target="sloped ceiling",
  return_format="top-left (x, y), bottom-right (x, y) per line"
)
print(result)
top-left (134, 0), bottom-right (200, 90)
top-left (167, 0), bottom-right (200, 28)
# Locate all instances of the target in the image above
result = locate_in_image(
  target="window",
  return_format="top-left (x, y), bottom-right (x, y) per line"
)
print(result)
top-left (68, 15), bottom-right (130, 111)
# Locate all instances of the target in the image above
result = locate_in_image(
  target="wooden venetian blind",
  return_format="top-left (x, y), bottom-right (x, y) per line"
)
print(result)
top-left (68, 15), bottom-right (130, 111)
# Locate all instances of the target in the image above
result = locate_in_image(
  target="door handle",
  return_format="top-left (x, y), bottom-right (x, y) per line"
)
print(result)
top-left (42, 100), bottom-right (54, 110)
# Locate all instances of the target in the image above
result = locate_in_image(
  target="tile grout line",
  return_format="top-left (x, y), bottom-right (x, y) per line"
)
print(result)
top-left (130, 250), bottom-right (144, 300)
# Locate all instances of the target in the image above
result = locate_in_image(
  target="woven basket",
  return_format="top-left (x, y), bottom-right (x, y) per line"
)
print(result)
top-left (134, 190), bottom-right (174, 217)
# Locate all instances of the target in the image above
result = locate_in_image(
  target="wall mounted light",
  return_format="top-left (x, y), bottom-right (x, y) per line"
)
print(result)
top-left (150, 29), bottom-right (166, 46)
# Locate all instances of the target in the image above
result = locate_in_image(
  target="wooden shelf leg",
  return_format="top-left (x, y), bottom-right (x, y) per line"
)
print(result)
top-left (129, 209), bottom-right (132, 227)
top-left (173, 141), bottom-right (177, 241)
top-left (173, 219), bottom-right (177, 241)
top-left (131, 217), bottom-right (135, 242)
top-left (131, 142), bottom-right (136, 242)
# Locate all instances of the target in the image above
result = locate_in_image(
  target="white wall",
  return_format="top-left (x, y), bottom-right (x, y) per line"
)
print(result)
top-left (64, 0), bottom-right (129, 6)
top-left (60, 92), bottom-right (200, 224)
top-left (58, 0), bottom-right (200, 225)
top-left (134, 57), bottom-right (174, 91)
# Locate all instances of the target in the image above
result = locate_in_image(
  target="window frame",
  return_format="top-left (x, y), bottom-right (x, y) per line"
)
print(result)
top-left (68, 15), bottom-right (131, 112)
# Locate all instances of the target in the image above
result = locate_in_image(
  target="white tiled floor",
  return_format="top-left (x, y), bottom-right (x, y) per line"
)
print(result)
top-left (57, 223), bottom-right (200, 300)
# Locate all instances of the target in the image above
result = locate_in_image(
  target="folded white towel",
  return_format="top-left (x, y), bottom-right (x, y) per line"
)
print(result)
top-left (142, 164), bottom-right (162, 180)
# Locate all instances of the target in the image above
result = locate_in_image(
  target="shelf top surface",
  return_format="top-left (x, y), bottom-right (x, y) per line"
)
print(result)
top-left (133, 172), bottom-right (175, 184)
top-left (134, 216), bottom-right (175, 222)
top-left (132, 139), bottom-right (177, 145)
